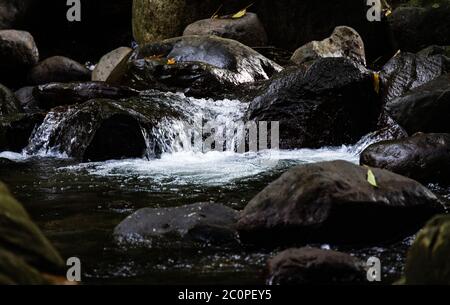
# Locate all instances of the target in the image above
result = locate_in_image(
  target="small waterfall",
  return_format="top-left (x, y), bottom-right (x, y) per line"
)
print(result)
top-left (24, 91), bottom-right (249, 159)
top-left (146, 93), bottom-right (249, 156)
top-left (25, 109), bottom-right (71, 157)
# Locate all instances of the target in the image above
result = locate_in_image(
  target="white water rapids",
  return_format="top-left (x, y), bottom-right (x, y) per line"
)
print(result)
top-left (1, 92), bottom-right (385, 186)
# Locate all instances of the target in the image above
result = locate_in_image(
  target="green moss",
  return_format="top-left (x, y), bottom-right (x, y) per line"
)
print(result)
top-left (404, 214), bottom-right (450, 284)
top-left (0, 182), bottom-right (65, 284)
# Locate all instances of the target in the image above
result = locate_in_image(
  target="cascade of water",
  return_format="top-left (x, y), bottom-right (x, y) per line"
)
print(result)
top-left (24, 92), bottom-right (249, 158)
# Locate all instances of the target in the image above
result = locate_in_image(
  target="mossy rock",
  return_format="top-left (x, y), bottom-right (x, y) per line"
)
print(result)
top-left (0, 182), bottom-right (65, 284)
top-left (404, 214), bottom-right (450, 284)
top-left (132, 0), bottom-right (226, 45)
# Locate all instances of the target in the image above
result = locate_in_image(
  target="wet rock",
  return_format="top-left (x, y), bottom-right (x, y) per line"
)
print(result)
top-left (122, 35), bottom-right (282, 98)
top-left (34, 82), bottom-right (139, 110)
top-left (0, 181), bottom-right (65, 284)
top-left (267, 248), bottom-right (366, 285)
top-left (0, 83), bottom-right (21, 115)
top-left (403, 214), bottom-right (450, 284)
top-left (0, 29), bottom-right (39, 86)
top-left (291, 26), bottom-right (366, 66)
top-left (27, 56), bottom-right (91, 85)
top-left (14, 86), bottom-right (41, 113)
top-left (380, 52), bottom-right (449, 103)
top-left (360, 133), bottom-right (450, 184)
top-left (388, 3), bottom-right (450, 52)
top-left (25, 93), bottom-right (181, 161)
top-left (92, 47), bottom-right (133, 84)
top-left (386, 74), bottom-right (450, 134)
top-left (246, 57), bottom-right (381, 149)
top-left (132, 0), bottom-right (226, 45)
top-left (0, 113), bottom-right (44, 152)
top-left (114, 202), bottom-right (239, 247)
top-left (351, 113), bottom-right (408, 155)
top-left (237, 160), bottom-right (445, 245)
top-left (183, 13), bottom-right (268, 47)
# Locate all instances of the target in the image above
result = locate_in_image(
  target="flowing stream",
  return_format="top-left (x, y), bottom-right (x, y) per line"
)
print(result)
top-left (2, 93), bottom-right (449, 284)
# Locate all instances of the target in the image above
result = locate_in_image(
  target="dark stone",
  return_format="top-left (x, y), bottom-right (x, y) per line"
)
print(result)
top-left (34, 82), bottom-right (139, 110)
top-left (360, 133), bottom-right (450, 184)
top-left (380, 52), bottom-right (449, 104)
top-left (25, 93), bottom-right (181, 161)
top-left (267, 248), bottom-right (366, 285)
top-left (114, 202), bottom-right (239, 247)
top-left (0, 83), bottom-right (21, 115)
top-left (0, 113), bottom-right (44, 152)
top-left (0, 29), bottom-right (39, 87)
top-left (403, 214), bottom-right (450, 285)
top-left (0, 181), bottom-right (65, 284)
top-left (14, 86), bottom-right (41, 113)
top-left (122, 35), bottom-right (282, 99)
top-left (246, 57), bottom-right (381, 149)
top-left (183, 13), bottom-right (268, 47)
top-left (237, 160), bottom-right (445, 246)
top-left (388, 3), bottom-right (450, 53)
top-left (386, 74), bottom-right (450, 134)
top-left (27, 56), bottom-right (91, 85)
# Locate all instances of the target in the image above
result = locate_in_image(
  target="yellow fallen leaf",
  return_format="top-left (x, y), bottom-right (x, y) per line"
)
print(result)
top-left (367, 168), bottom-right (378, 188)
top-left (373, 72), bottom-right (380, 94)
top-left (167, 58), bottom-right (176, 65)
top-left (232, 9), bottom-right (247, 19)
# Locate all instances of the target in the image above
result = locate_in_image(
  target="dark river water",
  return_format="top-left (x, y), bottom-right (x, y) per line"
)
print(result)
top-left (2, 146), bottom-right (447, 285)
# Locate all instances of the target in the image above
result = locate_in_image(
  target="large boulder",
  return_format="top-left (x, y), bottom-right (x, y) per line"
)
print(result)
top-left (0, 29), bottom-right (39, 86)
top-left (246, 57), bottom-right (381, 149)
top-left (360, 133), bottom-right (450, 184)
top-left (385, 74), bottom-right (450, 134)
top-left (92, 47), bottom-right (133, 84)
top-left (403, 214), bottom-right (450, 285)
top-left (27, 56), bottom-right (91, 85)
top-left (132, 0), bottom-right (227, 45)
top-left (33, 82), bottom-right (139, 110)
top-left (114, 202), bottom-right (239, 247)
top-left (0, 181), bottom-right (65, 284)
top-left (290, 26), bottom-right (366, 66)
top-left (267, 248), bottom-right (366, 285)
top-left (25, 93), bottom-right (182, 161)
top-left (380, 52), bottom-right (449, 104)
top-left (0, 113), bottom-right (44, 152)
top-left (183, 13), bottom-right (268, 47)
top-left (122, 35), bottom-right (282, 98)
top-left (0, 83), bottom-right (21, 115)
top-left (237, 160), bottom-right (445, 245)
top-left (388, 2), bottom-right (450, 53)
